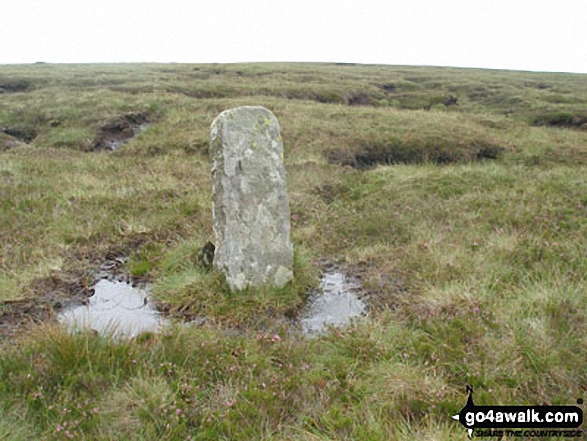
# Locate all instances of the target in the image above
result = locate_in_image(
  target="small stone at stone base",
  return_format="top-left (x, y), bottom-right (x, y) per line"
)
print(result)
top-left (197, 241), bottom-right (215, 271)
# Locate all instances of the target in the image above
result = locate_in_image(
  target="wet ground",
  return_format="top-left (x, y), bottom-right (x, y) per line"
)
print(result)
top-left (58, 280), bottom-right (168, 338)
top-left (54, 266), bottom-right (367, 339)
top-left (0, 251), bottom-right (147, 340)
top-left (0, 252), bottom-right (372, 340)
top-left (300, 270), bottom-right (367, 335)
top-left (0, 273), bottom-right (91, 340)
top-left (89, 112), bottom-right (150, 151)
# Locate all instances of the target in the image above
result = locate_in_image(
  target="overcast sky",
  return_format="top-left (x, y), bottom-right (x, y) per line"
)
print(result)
top-left (1, 0), bottom-right (586, 73)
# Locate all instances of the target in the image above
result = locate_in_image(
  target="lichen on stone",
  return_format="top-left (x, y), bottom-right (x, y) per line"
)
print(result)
top-left (210, 106), bottom-right (293, 292)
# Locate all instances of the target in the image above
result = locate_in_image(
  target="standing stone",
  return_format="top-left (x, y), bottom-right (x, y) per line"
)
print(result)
top-left (210, 106), bottom-right (293, 291)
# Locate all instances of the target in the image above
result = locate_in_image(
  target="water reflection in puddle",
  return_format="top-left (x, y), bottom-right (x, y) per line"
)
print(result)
top-left (58, 279), bottom-right (168, 338)
top-left (300, 271), bottom-right (366, 335)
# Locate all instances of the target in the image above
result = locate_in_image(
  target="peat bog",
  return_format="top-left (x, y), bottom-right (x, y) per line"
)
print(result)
top-left (1, 62), bottom-right (586, 440)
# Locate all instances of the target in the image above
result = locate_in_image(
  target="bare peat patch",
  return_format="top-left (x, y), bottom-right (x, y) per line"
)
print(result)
top-left (377, 83), bottom-right (396, 93)
top-left (173, 88), bottom-right (228, 99)
top-left (525, 82), bottom-right (552, 90)
top-left (0, 273), bottom-right (92, 339)
top-left (0, 133), bottom-right (22, 151)
top-left (342, 92), bottom-right (372, 106)
top-left (442, 94), bottom-right (458, 106)
top-left (88, 112), bottom-right (150, 152)
top-left (531, 112), bottom-right (587, 129)
top-left (0, 80), bottom-right (30, 93)
top-left (328, 140), bottom-right (504, 169)
top-left (2, 127), bottom-right (37, 143)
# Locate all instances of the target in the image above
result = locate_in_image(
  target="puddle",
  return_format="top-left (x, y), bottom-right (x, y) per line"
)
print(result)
top-left (58, 279), bottom-right (168, 338)
top-left (300, 271), bottom-right (366, 335)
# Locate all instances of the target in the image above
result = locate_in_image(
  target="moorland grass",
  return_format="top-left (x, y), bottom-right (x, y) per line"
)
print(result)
top-left (0, 62), bottom-right (586, 440)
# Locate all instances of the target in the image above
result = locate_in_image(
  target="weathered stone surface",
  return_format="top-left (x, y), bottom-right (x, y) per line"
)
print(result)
top-left (210, 106), bottom-right (293, 291)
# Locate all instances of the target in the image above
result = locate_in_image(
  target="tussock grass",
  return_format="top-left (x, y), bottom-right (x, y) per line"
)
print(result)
top-left (1, 62), bottom-right (586, 439)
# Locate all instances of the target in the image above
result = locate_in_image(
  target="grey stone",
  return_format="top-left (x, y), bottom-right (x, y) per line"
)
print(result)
top-left (210, 106), bottom-right (293, 291)
top-left (196, 241), bottom-right (215, 272)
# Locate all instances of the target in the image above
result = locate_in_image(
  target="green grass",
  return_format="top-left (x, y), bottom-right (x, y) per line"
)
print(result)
top-left (1, 62), bottom-right (586, 440)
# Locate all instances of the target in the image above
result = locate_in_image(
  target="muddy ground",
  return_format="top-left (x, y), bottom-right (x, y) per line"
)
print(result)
top-left (0, 245), bottom-right (402, 341)
top-left (0, 244), bottom-right (151, 341)
top-left (88, 112), bottom-right (150, 152)
top-left (0, 273), bottom-right (90, 340)
top-left (1, 127), bottom-right (37, 144)
top-left (0, 133), bottom-right (22, 151)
